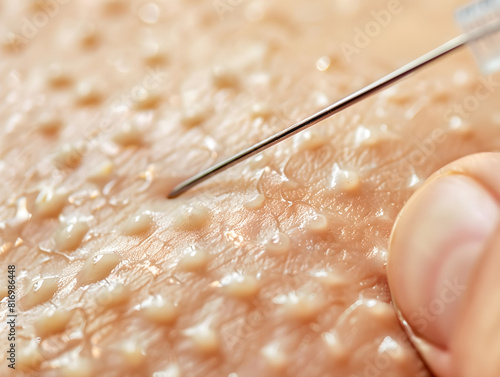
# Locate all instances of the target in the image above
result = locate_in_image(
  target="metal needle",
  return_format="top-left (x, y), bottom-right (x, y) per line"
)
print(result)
top-left (168, 22), bottom-right (499, 198)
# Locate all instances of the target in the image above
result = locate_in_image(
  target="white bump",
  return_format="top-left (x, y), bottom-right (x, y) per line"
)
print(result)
top-left (311, 270), bottom-right (347, 289)
top-left (367, 300), bottom-right (395, 322)
top-left (250, 103), bottom-right (272, 119)
top-left (261, 343), bottom-right (287, 370)
top-left (17, 340), bottom-right (44, 371)
top-left (448, 116), bottom-right (472, 135)
top-left (142, 41), bottom-right (168, 65)
top-left (294, 130), bottom-right (324, 151)
top-left (34, 187), bottom-right (68, 218)
top-left (184, 321), bottom-right (220, 354)
top-left (96, 283), bottom-right (129, 308)
top-left (307, 214), bottom-right (328, 233)
top-left (354, 125), bottom-right (396, 147)
top-left (87, 160), bottom-right (114, 186)
top-left (212, 66), bottom-right (238, 88)
top-left (322, 331), bottom-right (347, 361)
top-left (220, 273), bottom-right (260, 299)
top-left (249, 153), bottom-right (270, 169)
top-left (54, 144), bottom-right (83, 169)
top-left (121, 341), bottom-right (146, 368)
top-left (60, 357), bottom-right (94, 377)
top-left (173, 204), bottom-right (210, 230)
top-left (265, 232), bottom-right (290, 255)
top-left (112, 124), bottom-right (144, 147)
top-left (181, 107), bottom-right (209, 128)
top-left (316, 56), bottom-right (331, 71)
top-left (46, 63), bottom-right (72, 88)
top-left (134, 90), bottom-right (160, 110)
top-left (244, 193), bottom-right (266, 209)
top-left (331, 165), bottom-right (361, 192)
top-left (35, 309), bottom-right (72, 337)
top-left (123, 211), bottom-right (154, 235)
top-left (77, 254), bottom-right (121, 286)
top-left (138, 2), bottom-right (160, 24)
top-left (377, 336), bottom-right (407, 364)
top-left (139, 295), bottom-right (178, 325)
top-left (153, 364), bottom-right (182, 377)
top-left (54, 218), bottom-right (90, 252)
top-left (75, 81), bottom-right (102, 106)
top-left (21, 277), bottom-right (59, 310)
top-left (38, 112), bottom-right (63, 135)
top-left (273, 291), bottom-right (321, 321)
top-left (176, 247), bottom-right (210, 272)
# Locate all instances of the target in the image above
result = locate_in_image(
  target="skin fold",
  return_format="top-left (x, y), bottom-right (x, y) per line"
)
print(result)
top-left (0, 0), bottom-right (499, 376)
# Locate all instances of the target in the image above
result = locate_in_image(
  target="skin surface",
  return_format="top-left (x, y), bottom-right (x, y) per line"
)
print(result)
top-left (0, 0), bottom-right (499, 376)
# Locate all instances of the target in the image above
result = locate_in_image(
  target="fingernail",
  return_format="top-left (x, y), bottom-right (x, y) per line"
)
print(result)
top-left (391, 175), bottom-right (499, 349)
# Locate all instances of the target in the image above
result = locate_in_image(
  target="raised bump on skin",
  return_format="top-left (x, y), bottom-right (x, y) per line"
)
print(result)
top-left (139, 295), bottom-right (178, 325)
top-left (184, 321), bottom-right (220, 354)
top-left (112, 124), bottom-right (144, 147)
top-left (21, 276), bottom-right (59, 310)
top-left (331, 165), bottom-right (361, 192)
top-left (120, 341), bottom-right (146, 368)
top-left (54, 218), bottom-right (90, 251)
top-left (265, 232), bottom-right (291, 255)
top-left (173, 204), bottom-right (210, 230)
top-left (77, 254), bottom-right (121, 286)
top-left (96, 282), bottom-right (130, 308)
top-left (306, 213), bottom-right (329, 233)
top-left (176, 247), bottom-right (210, 272)
top-left (219, 273), bottom-right (260, 299)
top-left (60, 356), bottom-right (94, 377)
top-left (34, 309), bottom-right (73, 337)
top-left (261, 342), bottom-right (287, 370)
top-left (244, 193), bottom-right (266, 209)
top-left (122, 211), bottom-right (154, 235)
top-left (34, 187), bottom-right (68, 218)
top-left (153, 364), bottom-right (182, 377)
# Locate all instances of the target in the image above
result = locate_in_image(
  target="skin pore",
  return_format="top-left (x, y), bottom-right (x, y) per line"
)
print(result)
top-left (1, 0), bottom-right (499, 376)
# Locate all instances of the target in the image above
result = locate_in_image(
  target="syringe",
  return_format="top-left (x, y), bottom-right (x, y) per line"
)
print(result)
top-left (169, 0), bottom-right (500, 198)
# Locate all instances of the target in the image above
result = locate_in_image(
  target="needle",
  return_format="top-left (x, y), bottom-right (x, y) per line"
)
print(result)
top-left (168, 19), bottom-right (500, 198)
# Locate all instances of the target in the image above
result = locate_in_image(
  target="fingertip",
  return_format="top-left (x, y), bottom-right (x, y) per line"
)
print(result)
top-left (388, 153), bottom-right (500, 377)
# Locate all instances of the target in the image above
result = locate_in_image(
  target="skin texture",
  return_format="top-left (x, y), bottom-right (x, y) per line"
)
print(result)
top-left (0, 0), bottom-right (499, 376)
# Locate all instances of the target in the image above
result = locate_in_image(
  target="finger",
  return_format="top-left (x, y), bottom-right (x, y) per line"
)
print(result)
top-left (388, 152), bottom-right (500, 377)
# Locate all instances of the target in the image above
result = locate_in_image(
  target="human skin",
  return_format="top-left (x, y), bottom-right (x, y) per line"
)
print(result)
top-left (1, 0), bottom-right (499, 376)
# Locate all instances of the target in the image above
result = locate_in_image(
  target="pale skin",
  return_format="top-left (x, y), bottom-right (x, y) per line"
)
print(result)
top-left (0, 1), bottom-right (499, 377)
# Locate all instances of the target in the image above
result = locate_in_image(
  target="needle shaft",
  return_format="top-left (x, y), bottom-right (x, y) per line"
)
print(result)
top-left (169, 34), bottom-right (470, 198)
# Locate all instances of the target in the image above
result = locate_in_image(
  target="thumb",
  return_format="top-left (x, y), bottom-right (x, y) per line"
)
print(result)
top-left (388, 153), bottom-right (500, 377)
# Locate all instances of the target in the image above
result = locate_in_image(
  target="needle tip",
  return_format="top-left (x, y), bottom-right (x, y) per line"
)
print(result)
top-left (167, 186), bottom-right (183, 199)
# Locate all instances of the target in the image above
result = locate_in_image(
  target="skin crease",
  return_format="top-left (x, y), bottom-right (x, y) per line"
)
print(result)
top-left (0, 0), bottom-right (499, 376)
